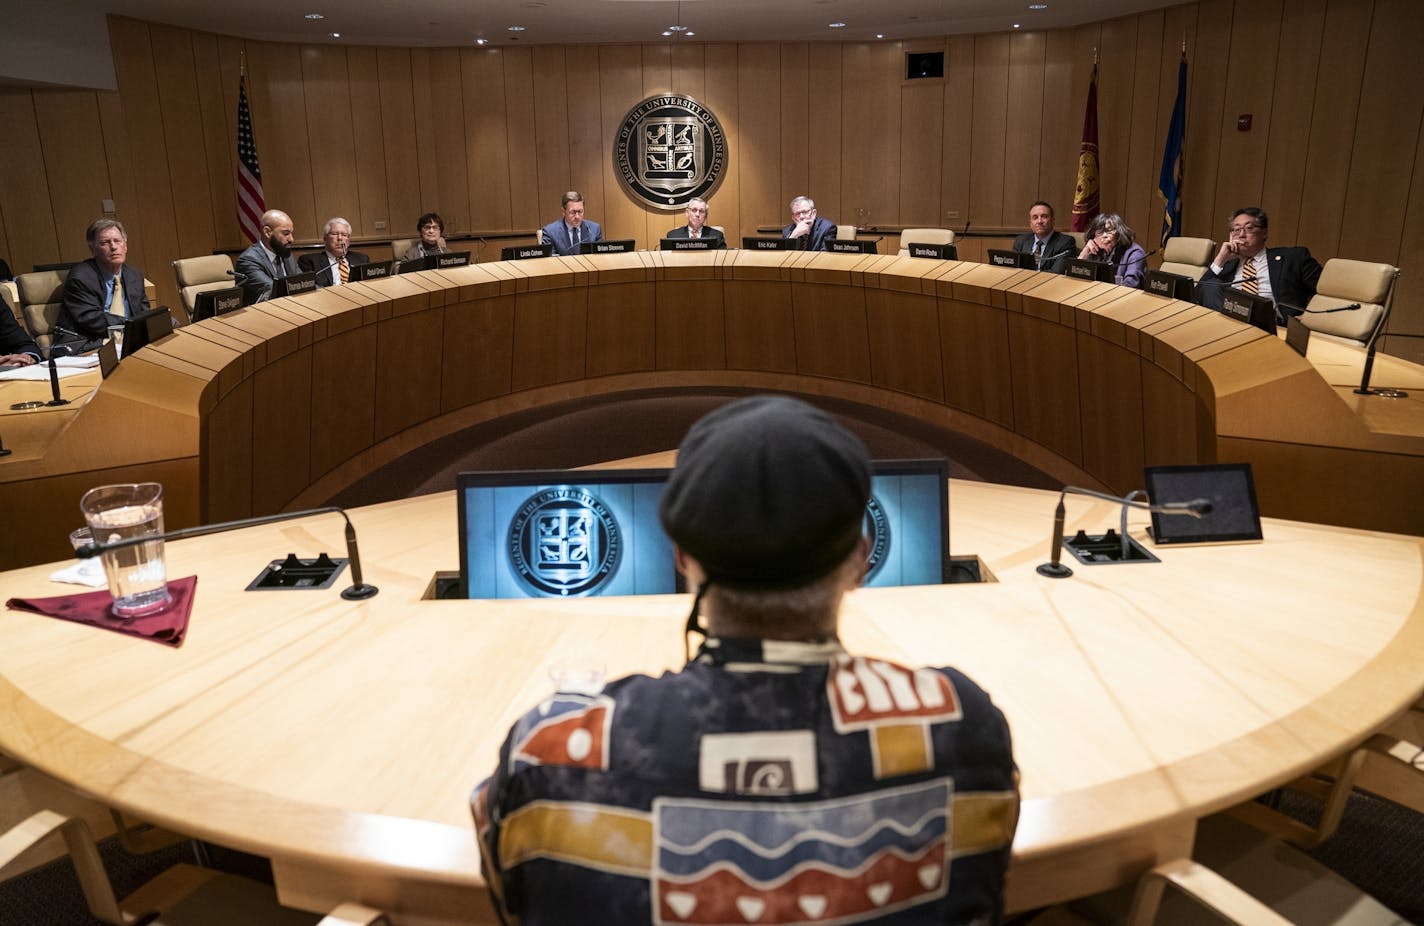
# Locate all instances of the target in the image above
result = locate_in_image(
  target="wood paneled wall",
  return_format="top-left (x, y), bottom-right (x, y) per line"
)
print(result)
top-left (1, 0), bottom-right (1421, 358)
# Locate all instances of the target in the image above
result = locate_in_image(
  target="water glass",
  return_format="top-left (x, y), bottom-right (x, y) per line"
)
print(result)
top-left (79, 482), bottom-right (172, 617)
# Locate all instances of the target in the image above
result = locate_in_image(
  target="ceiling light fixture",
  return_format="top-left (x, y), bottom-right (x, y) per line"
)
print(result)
top-left (329, 32), bottom-right (340, 37)
top-left (507, 25), bottom-right (526, 31)
top-left (1029, 3), bottom-right (1048, 8)
top-left (474, 37), bottom-right (488, 45)
top-left (662, 30), bottom-right (673, 36)
top-left (829, 22), bottom-right (846, 28)
top-left (304, 13), bottom-right (324, 20)
top-left (1013, 23), bottom-right (1021, 28)
top-left (876, 33), bottom-right (884, 39)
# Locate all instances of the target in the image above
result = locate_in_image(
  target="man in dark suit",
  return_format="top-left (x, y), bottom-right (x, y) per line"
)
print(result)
top-left (235, 209), bottom-right (300, 305)
top-left (55, 218), bottom-right (151, 343)
top-left (664, 198), bottom-right (726, 248)
top-left (1199, 207), bottom-right (1322, 326)
top-left (1, 306), bottom-right (41, 366)
top-left (782, 195), bottom-right (837, 251)
top-left (1011, 201), bottom-right (1075, 273)
top-left (541, 192), bottom-right (603, 256)
top-left (298, 217), bottom-right (370, 287)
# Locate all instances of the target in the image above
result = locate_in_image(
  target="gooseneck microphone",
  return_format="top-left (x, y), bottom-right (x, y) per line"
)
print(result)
top-left (76, 505), bottom-right (378, 600)
top-left (1037, 486), bottom-right (1211, 579)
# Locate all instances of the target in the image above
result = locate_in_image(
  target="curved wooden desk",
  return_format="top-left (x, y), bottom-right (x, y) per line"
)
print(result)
top-left (2, 250), bottom-right (1421, 572)
top-left (1, 477), bottom-right (1420, 922)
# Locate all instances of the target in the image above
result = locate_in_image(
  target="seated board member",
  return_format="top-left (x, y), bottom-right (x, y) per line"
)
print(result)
top-left (1, 306), bottom-right (41, 366)
top-left (1076, 212), bottom-right (1147, 289)
top-left (401, 212), bottom-right (450, 262)
top-left (1198, 207), bottom-right (1322, 325)
top-left (54, 218), bottom-right (152, 344)
top-left (473, 395), bottom-right (1019, 925)
top-left (234, 209), bottom-right (300, 305)
top-left (540, 191), bottom-right (603, 256)
top-left (1012, 200), bottom-right (1076, 273)
top-left (665, 197), bottom-right (726, 248)
top-left (782, 194), bottom-right (838, 251)
top-left (297, 217), bottom-right (369, 287)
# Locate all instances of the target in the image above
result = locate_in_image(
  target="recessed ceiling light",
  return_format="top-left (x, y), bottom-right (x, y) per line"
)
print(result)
top-left (661, 30), bottom-right (672, 36)
top-left (829, 22), bottom-right (846, 28)
top-left (685, 31), bottom-right (695, 36)
top-left (668, 24), bottom-right (687, 31)
top-left (329, 32), bottom-right (340, 37)
top-left (1029, 3), bottom-right (1048, 8)
top-left (304, 12), bottom-right (324, 20)
top-left (1013, 23), bottom-right (1021, 28)
top-left (507, 25), bottom-right (526, 31)
top-left (474, 38), bottom-right (488, 45)
top-left (875, 33), bottom-right (884, 39)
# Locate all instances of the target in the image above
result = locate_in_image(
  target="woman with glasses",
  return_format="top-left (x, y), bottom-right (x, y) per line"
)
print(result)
top-left (401, 212), bottom-right (450, 262)
top-left (1076, 212), bottom-right (1147, 288)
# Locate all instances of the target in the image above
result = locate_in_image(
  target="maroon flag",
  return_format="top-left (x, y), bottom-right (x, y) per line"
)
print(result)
top-left (236, 77), bottom-right (265, 243)
top-left (1071, 62), bottom-right (1100, 232)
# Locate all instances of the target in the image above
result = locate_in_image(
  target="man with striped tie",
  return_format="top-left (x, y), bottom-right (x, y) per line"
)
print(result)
top-left (1200, 207), bottom-right (1322, 326)
top-left (298, 217), bottom-right (370, 288)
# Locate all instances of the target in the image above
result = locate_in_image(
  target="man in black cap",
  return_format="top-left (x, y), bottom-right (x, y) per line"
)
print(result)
top-left (473, 395), bottom-right (1018, 925)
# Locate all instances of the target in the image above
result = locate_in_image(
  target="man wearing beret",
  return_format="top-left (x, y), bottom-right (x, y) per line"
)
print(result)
top-left (473, 395), bottom-right (1019, 925)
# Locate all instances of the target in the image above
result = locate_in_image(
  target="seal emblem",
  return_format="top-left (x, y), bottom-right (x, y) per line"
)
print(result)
top-left (614, 94), bottom-right (728, 210)
top-left (508, 488), bottom-right (623, 596)
top-left (863, 495), bottom-right (891, 582)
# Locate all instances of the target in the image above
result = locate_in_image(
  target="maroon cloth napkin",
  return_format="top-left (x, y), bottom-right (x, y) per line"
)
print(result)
top-left (6, 575), bottom-right (198, 647)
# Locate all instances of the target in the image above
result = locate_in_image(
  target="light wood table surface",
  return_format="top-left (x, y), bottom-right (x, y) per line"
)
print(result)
top-left (1, 473), bottom-right (1420, 922)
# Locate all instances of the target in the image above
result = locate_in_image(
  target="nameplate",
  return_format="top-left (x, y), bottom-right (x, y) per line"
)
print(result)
top-left (663, 238), bottom-right (714, 251)
top-left (274, 273), bottom-right (318, 297)
top-left (743, 237), bottom-right (791, 250)
top-left (212, 289), bottom-right (243, 314)
top-left (1146, 270), bottom-right (1193, 300)
top-left (581, 239), bottom-right (634, 254)
top-left (502, 244), bottom-right (553, 261)
top-left (910, 242), bottom-right (955, 260)
top-left (989, 251), bottom-right (1015, 267)
top-left (1285, 316), bottom-right (1311, 357)
top-left (351, 260), bottom-right (393, 281)
top-left (435, 252), bottom-right (471, 268)
top-left (1065, 261), bottom-right (1099, 281)
top-left (1220, 292), bottom-right (1252, 322)
top-left (828, 239), bottom-right (877, 254)
top-left (1147, 274), bottom-right (1173, 295)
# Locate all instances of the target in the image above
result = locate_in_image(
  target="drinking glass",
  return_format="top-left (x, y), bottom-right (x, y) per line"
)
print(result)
top-left (79, 482), bottom-right (172, 617)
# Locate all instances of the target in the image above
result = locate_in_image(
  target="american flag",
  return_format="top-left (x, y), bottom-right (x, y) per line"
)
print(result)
top-left (236, 77), bottom-right (265, 243)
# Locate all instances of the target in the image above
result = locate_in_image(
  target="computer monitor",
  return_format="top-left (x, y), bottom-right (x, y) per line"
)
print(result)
top-left (120, 306), bottom-right (175, 360)
top-left (1144, 463), bottom-right (1263, 545)
top-left (350, 260), bottom-right (396, 282)
top-left (862, 459), bottom-right (952, 587)
top-left (1219, 287), bottom-right (1278, 335)
top-left (579, 239), bottom-right (635, 255)
top-left (827, 239), bottom-right (878, 255)
top-left (1146, 269), bottom-right (1196, 301)
top-left (501, 243), bottom-right (554, 261)
top-left (190, 285), bottom-right (244, 322)
top-left (742, 237), bottom-right (793, 250)
top-left (457, 469), bottom-right (677, 600)
top-left (987, 248), bottom-right (1036, 270)
top-left (1064, 258), bottom-right (1116, 283)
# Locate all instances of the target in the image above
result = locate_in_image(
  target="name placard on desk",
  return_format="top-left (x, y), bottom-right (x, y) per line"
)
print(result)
top-left (351, 260), bottom-right (395, 281)
top-left (1220, 287), bottom-right (1277, 335)
top-left (1146, 270), bottom-right (1195, 300)
top-left (1065, 259), bottom-right (1113, 283)
top-left (988, 248), bottom-right (1033, 269)
top-left (909, 242), bottom-right (957, 260)
top-left (743, 237), bottom-right (792, 250)
top-left (500, 244), bottom-right (553, 261)
top-left (661, 238), bottom-right (715, 251)
top-left (272, 273), bottom-right (318, 298)
top-left (435, 252), bottom-right (471, 268)
top-left (828, 239), bottom-right (878, 255)
top-left (580, 239), bottom-right (635, 255)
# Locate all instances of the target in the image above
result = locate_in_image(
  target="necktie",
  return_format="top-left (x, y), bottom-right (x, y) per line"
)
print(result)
top-left (572, 226), bottom-right (580, 248)
top-left (339, 259), bottom-right (349, 284)
top-left (273, 255), bottom-right (286, 279)
top-left (1241, 255), bottom-right (1258, 295)
top-left (1033, 240), bottom-right (1044, 267)
top-left (106, 276), bottom-right (121, 316)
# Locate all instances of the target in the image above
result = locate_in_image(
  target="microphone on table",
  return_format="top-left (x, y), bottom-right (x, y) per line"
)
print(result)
top-left (1037, 486), bottom-right (1211, 579)
top-left (76, 505), bottom-right (379, 600)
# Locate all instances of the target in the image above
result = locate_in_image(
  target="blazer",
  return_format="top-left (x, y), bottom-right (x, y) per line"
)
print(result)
top-left (1012, 230), bottom-right (1076, 274)
top-left (298, 250), bottom-right (371, 287)
top-left (56, 259), bottom-right (151, 341)
top-left (781, 216), bottom-right (838, 251)
top-left (235, 242), bottom-right (302, 306)
top-left (665, 225), bottom-right (727, 248)
top-left (1199, 246), bottom-right (1323, 322)
top-left (1, 305), bottom-right (40, 361)
top-left (541, 219), bottom-right (603, 257)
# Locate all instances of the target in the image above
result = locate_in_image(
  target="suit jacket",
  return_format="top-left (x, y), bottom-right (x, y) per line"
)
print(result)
top-left (1012, 230), bottom-right (1075, 274)
top-left (235, 242), bottom-right (301, 306)
top-left (665, 225), bottom-right (727, 249)
top-left (1198, 246), bottom-right (1323, 323)
top-left (540, 219), bottom-right (603, 257)
top-left (1, 304), bottom-right (40, 361)
top-left (298, 250), bottom-right (371, 287)
top-left (56, 259), bottom-right (150, 342)
top-left (400, 243), bottom-right (449, 262)
top-left (782, 216), bottom-right (838, 251)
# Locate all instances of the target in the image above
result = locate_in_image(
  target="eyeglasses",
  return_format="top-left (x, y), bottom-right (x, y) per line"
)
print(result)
top-left (793, 209), bottom-right (815, 218)
top-left (421, 223), bottom-right (441, 230)
top-left (1229, 223), bottom-right (1264, 235)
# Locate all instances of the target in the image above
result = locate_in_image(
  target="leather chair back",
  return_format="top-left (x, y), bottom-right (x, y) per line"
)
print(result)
top-left (15, 270), bottom-right (68, 350)
top-left (1303, 259), bottom-right (1398, 347)
top-left (1158, 236), bottom-right (1216, 278)
top-left (173, 254), bottom-right (235, 323)
top-left (897, 228), bottom-right (955, 256)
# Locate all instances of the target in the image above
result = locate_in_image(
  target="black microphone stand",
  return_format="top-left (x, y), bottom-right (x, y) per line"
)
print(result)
top-left (1037, 486), bottom-right (1211, 579)
top-left (77, 505), bottom-right (378, 600)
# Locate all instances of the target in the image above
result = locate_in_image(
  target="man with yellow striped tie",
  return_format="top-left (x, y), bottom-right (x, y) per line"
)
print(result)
top-left (299, 217), bottom-right (370, 288)
top-left (1200, 207), bottom-right (1322, 326)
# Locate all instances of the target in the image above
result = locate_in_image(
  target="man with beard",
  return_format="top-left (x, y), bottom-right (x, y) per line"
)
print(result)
top-left (235, 209), bottom-right (300, 305)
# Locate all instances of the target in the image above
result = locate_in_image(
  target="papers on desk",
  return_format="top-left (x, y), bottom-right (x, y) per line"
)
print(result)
top-left (0, 355), bottom-right (98, 381)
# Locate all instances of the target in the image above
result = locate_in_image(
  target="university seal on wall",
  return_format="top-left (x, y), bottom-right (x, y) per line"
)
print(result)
top-left (508, 488), bottom-right (623, 597)
top-left (614, 94), bottom-right (728, 210)
top-left (863, 495), bottom-right (891, 582)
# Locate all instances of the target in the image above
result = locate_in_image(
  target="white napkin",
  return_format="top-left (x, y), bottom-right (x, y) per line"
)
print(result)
top-left (50, 560), bottom-right (107, 588)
